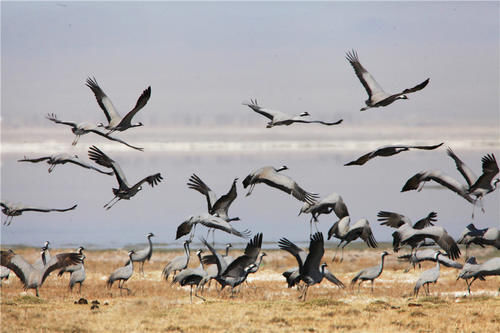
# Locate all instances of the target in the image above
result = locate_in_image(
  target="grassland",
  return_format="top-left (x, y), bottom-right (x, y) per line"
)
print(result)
top-left (1, 246), bottom-right (499, 332)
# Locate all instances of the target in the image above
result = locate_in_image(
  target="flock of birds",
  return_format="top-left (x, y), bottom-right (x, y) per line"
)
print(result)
top-left (1, 50), bottom-right (499, 302)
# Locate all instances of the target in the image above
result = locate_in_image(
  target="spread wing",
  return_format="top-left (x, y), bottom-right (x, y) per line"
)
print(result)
top-left (1, 250), bottom-right (30, 285)
top-left (345, 49), bottom-right (385, 99)
top-left (413, 212), bottom-right (437, 229)
top-left (259, 173), bottom-right (318, 204)
top-left (19, 204), bottom-right (77, 213)
top-left (87, 129), bottom-right (144, 151)
top-left (291, 119), bottom-right (343, 126)
top-left (303, 232), bottom-right (324, 274)
top-left (119, 86), bottom-right (151, 128)
top-left (46, 113), bottom-right (77, 128)
top-left (88, 145), bottom-right (130, 189)
top-left (187, 174), bottom-right (217, 212)
top-left (377, 210), bottom-right (411, 228)
top-left (278, 238), bottom-right (307, 270)
top-left (242, 99), bottom-right (275, 120)
top-left (469, 154), bottom-right (499, 192)
top-left (211, 178), bottom-right (238, 217)
top-left (18, 156), bottom-right (51, 163)
top-left (41, 252), bottom-right (84, 285)
top-left (400, 78), bottom-right (430, 95)
top-left (86, 77), bottom-right (120, 123)
top-left (446, 147), bottom-right (477, 187)
top-left (345, 151), bottom-right (376, 166)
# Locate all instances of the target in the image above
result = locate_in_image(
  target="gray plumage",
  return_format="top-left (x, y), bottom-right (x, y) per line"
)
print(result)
top-left (176, 213), bottom-right (251, 241)
top-left (398, 248), bottom-right (462, 270)
top-left (457, 224), bottom-right (500, 258)
top-left (328, 217), bottom-right (378, 262)
top-left (58, 247), bottom-right (86, 293)
top-left (107, 250), bottom-right (135, 295)
top-left (345, 143), bottom-right (443, 166)
top-left (33, 241), bottom-right (52, 270)
top-left (1, 201), bottom-right (77, 226)
top-left (46, 113), bottom-right (143, 150)
top-left (172, 249), bottom-right (208, 303)
top-left (242, 165), bottom-right (318, 205)
top-left (402, 148), bottom-right (499, 217)
top-left (162, 240), bottom-right (191, 281)
top-left (457, 257), bottom-right (500, 294)
top-left (413, 251), bottom-right (442, 297)
top-left (351, 251), bottom-right (389, 292)
top-left (200, 233), bottom-right (263, 297)
top-left (279, 232), bottom-right (345, 301)
top-left (345, 49), bottom-right (430, 111)
top-left (199, 244), bottom-right (233, 289)
top-left (0, 266), bottom-right (10, 286)
top-left (392, 224), bottom-right (460, 260)
top-left (127, 233), bottom-right (154, 275)
top-left (378, 210), bottom-right (438, 256)
top-left (242, 99), bottom-right (343, 128)
top-left (18, 153), bottom-right (113, 175)
top-left (299, 192), bottom-right (349, 234)
top-left (86, 76), bottom-right (151, 133)
top-left (201, 243), bottom-right (234, 266)
top-left (1, 248), bottom-right (83, 297)
top-left (187, 174), bottom-right (240, 222)
top-left (88, 146), bottom-right (163, 210)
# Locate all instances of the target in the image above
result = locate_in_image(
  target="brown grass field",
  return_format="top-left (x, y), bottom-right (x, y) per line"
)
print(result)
top-left (1, 245), bottom-right (499, 332)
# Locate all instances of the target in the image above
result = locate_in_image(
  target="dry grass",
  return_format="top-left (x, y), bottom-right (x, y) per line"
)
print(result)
top-left (1, 247), bottom-right (499, 332)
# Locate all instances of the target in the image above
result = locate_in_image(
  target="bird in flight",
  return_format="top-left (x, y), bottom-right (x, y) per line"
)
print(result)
top-left (345, 143), bottom-right (443, 166)
top-left (46, 113), bottom-right (143, 151)
top-left (402, 147), bottom-right (499, 217)
top-left (18, 153), bottom-right (113, 175)
top-left (346, 49), bottom-right (430, 111)
top-left (87, 146), bottom-right (163, 209)
top-left (86, 77), bottom-right (151, 133)
top-left (242, 99), bottom-right (343, 128)
top-left (1, 201), bottom-right (77, 226)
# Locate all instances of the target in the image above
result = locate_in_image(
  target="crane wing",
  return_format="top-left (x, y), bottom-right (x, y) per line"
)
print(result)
top-left (187, 174), bottom-right (217, 212)
top-left (119, 86), bottom-right (151, 128)
top-left (278, 238), bottom-right (307, 270)
top-left (345, 49), bottom-right (386, 99)
top-left (18, 156), bottom-right (51, 163)
top-left (413, 212), bottom-right (437, 229)
top-left (303, 232), bottom-right (324, 274)
top-left (469, 154), bottom-right (499, 192)
top-left (446, 147), bottom-right (477, 187)
top-left (85, 77), bottom-right (120, 123)
top-left (212, 178), bottom-right (238, 217)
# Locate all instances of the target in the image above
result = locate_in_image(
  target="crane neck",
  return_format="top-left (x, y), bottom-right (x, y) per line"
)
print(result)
top-left (197, 251), bottom-right (204, 270)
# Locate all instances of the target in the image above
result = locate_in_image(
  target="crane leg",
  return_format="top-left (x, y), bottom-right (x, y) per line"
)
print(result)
top-left (190, 285), bottom-right (193, 304)
top-left (246, 184), bottom-right (255, 197)
top-left (105, 198), bottom-right (122, 210)
top-left (371, 280), bottom-right (374, 293)
top-left (103, 196), bottom-right (118, 209)
top-left (140, 262), bottom-right (145, 276)
top-left (72, 135), bottom-right (80, 146)
top-left (48, 164), bottom-right (56, 173)
top-left (332, 241), bottom-right (343, 262)
top-left (79, 282), bottom-right (82, 294)
top-left (195, 285), bottom-right (206, 302)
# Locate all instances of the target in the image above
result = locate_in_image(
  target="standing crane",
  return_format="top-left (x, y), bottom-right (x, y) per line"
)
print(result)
top-left (107, 250), bottom-right (135, 295)
top-left (351, 251), bottom-right (390, 292)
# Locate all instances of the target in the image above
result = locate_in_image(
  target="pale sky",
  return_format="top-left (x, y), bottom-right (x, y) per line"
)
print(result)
top-left (1, 2), bottom-right (499, 248)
